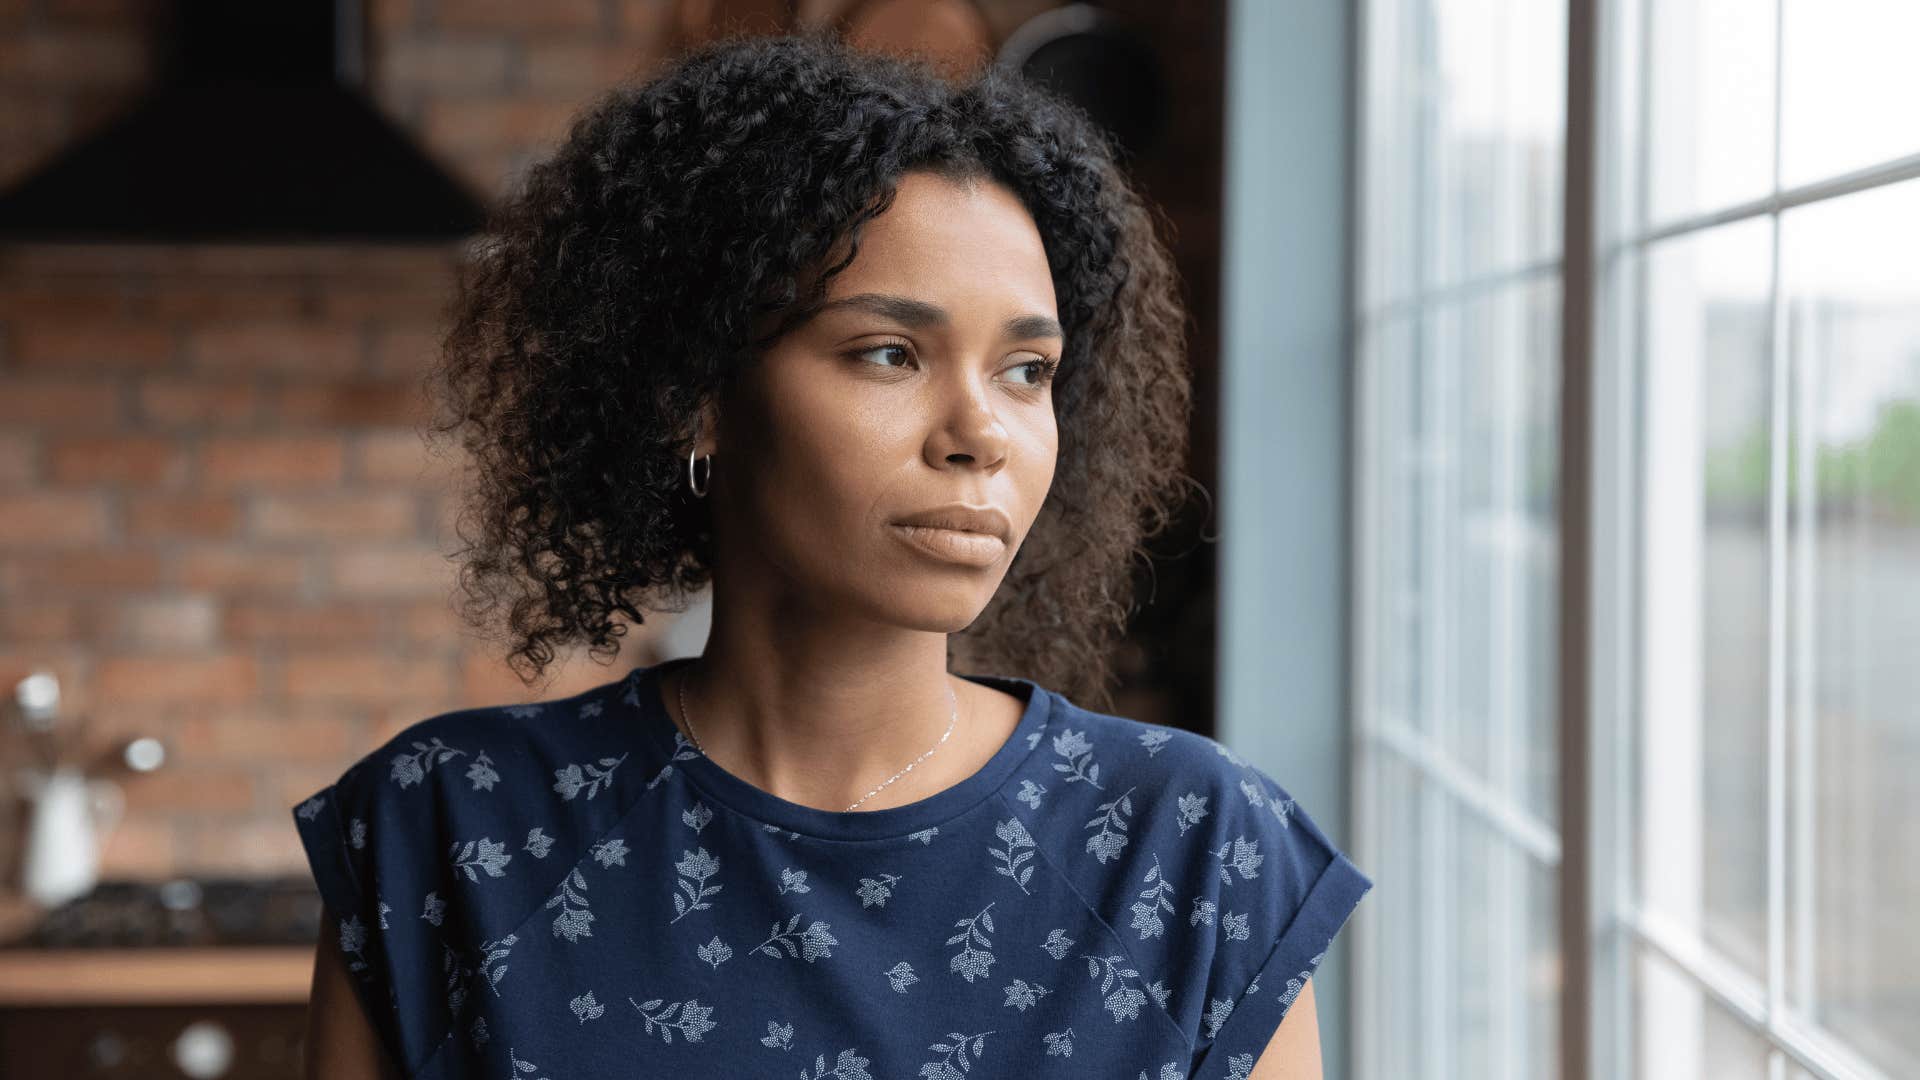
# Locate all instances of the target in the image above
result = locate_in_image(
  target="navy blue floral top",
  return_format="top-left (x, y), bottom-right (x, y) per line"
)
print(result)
top-left (290, 657), bottom-right (1372, 1080)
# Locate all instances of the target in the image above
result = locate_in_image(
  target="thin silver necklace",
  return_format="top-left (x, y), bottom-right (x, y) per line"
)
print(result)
top-left (674, 664), bottom-right (959, 811)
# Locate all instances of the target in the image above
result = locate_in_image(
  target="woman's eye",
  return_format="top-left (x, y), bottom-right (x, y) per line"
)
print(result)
top-left (851, 342), bottom-right (914, 368)
top-left (1006, 357), bottom-right (1059, 386)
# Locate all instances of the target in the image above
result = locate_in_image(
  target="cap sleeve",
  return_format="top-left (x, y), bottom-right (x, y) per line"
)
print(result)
top-left (292, 754), bottom-right (457, 1076)
top-left (1185, 764), bottom-right (1373, 1078)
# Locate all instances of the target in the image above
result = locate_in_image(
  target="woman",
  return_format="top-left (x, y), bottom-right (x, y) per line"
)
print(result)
top-left (293, 30), bottom-right (1370, 1080)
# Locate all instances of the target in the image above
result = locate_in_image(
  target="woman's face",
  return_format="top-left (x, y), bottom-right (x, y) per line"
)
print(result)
top-left (707, 170), bottom-right (1062, 630)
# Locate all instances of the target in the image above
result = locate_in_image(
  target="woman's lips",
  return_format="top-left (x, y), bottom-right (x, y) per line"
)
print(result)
top-left (887, 523), bottom-right (1007, 567)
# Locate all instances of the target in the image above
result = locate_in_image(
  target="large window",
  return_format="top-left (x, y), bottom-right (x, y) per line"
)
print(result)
top-left (1353, 1), bottom-right (1920, 1078)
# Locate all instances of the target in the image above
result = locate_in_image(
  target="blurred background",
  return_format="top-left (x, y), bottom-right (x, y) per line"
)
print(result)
top-left (0, 1), bottom-right (1912, 1078)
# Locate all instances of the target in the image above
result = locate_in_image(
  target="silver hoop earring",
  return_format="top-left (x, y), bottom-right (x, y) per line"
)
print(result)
top-left (687, 447), bottom-right (711, 498)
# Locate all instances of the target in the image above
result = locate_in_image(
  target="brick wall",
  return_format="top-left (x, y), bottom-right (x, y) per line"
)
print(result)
top-left (0, 0), bottom-right (1217, 886)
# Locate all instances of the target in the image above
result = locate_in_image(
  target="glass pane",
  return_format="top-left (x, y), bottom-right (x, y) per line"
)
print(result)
top-left (1427, 0), bottom-right (1567, 291)
top-left (1451, 803), bottom-right (1559, 1078)
top-left (1636, 218), bottom-right (1774, 983)
top-left (1406, 281), bottom-right (1561, 824)
top-left (1358, 0), bottom-right (1567, 313)
top-left (1780, 179), bottom-right (1920, 1078)
top-left (1362, 749), bottom-right (1424, 1078)
top-left (1633, 945), bottom-right (1774, 1079)
top-left (1358, 316), bottom-right (1424, 738)
top-left (1359, 0), bottom-right (1422, 312)
top-left (1646, 0), bottom-right (1778, 227)
top-left (1780, 1), bottom-right (1920, 188)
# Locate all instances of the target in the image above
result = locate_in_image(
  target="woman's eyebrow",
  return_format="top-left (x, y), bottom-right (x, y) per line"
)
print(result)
top-left (812, 292), bottom-right (1063, 341)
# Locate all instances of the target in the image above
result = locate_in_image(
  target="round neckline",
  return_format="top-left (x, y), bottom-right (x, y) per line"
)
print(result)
top-left (627, 655), bottom-right (1053, 842)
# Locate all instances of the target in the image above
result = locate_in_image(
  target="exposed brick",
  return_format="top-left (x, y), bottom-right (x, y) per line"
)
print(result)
top-left (1, 549), bottom-right (163, 590)
top-left (272, 379), bottom-right (430, 427)
top-left (0, 599), bottom-right (80, 642)
top-left (254, 493), bottom-right (421, 541)
top-left (181, 816), bottom-right (312, 877)
top-left (0, 29), bottom-right (151, 87)
top-left (46, 434), bottom-right (189, 486)
top-left (200, 435), bottom-right (347, 489)
top-left (125, 494), bottom-right (242, 540)
top-left (223, 600), bottom-right (390, 645)
top-left (328, 544), bottom-right (459, 597)
top-left (134, 281), bottom-right (309, 321)
top-left (120, 766), bottom-right (258, 815)
top-left (136, 377), bottom-right (264, 428)
top-left (422, 97), bottom-right (584, 151)
top-left (0, 280), bottom-right (132, 320)
top-left (94, 653), bottom-right (260, 707)
top-left (366, 322), bottom-right (444, 377)
top-left (43, 0), bottom-right (161, 25)
top-left (357, 430), bottom-right (462, 487)
top-left (176, 548), bottom-right (308, 592)
top-left (186, 322), bottom-right (363, 377)
top-left (286, 652), bottom-right (455, 705)
top-left (96, 818), bottom-right (180, 881)
top-left (398, 598), bottom-right (460, 644)
top-left (312, 287), bottom-right (446, 322)
top-left (0, 432), bottom-right (38, 485)
top-left (0, 375), bottom-right (123, 426)
top-left (436, 0), bottom-right (603, 35)
top-left (108, 594), bottom-right (222, 648)
top-left (524, 40), bottom-right (659, 94)
top-left (175, 708), bottom-right (357, 764)
top-left (0, 491), bottom-right (112, 545)
top-left (376, 35), bottom-right (517, 94)
top-left (616, 0), bottom-right (677, 39)
top-left (10, 321), bottom-right (175, 371)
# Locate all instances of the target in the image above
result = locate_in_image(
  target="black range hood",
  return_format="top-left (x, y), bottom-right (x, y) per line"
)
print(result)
top-left (0, 0), bottom-right (487, 244)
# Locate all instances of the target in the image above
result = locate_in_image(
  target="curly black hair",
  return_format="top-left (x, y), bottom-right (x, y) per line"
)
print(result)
top-left (423, 29), bottom-right (1196, 712)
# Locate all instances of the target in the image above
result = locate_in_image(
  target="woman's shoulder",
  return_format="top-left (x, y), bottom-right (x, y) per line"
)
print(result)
top-left (1004, 689), bottom-right (1372, 1068)
top-left (289, 667), bottom-right (659, 944)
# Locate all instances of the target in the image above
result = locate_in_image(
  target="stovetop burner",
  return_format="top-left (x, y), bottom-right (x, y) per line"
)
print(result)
top-left (5, 877), bottom-right (324, 949)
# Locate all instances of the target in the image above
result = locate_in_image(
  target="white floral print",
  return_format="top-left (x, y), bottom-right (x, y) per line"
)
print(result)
top-left (570, 990), bottom-right (605, 1023)
top-left (466, 749), bottom-right (500, 791)
top-left (683, 800), bottom-right (714, 833)
top-left (547, 866), bottom-right (594, 941)
top-left (945, 902), bottom-right (995, 982)
top-left (337, 914), bottom-right (369, 974)
top-left (553, 752), bottom-right (629, 801)
top-left (907, 826), bottom-right (939, 844)
top-left (295, 794), bottom-right (324, 820)
top-left (1137, 729), bottom-right (1173, 756)
top-left (475, 933), bottom-right (515, 995)
top-left (629, 996), bottom-right (717, 1043)
top-left (449, 836), bottom-right (511, 881)
top-left (1079, 953), bottom-right (1150, 1022)
top-left (591, 835), bottom-right (629, 868)
top-left (1040, 928), bottom-right (1075, 960)
top-left (389, 736), bottom-right (464, 788)
top-left (919, 1029), bottom-right (993, 1078)
top-left (1128, 852), bottom-right (1175, 939)
top-left (1083, 785), bottom-right (1136, 863)
top-left (1222, 911), bottom-right (1250, 941)
top-left (753, 913), bottom-right (837, 961)
top-left (671, 847), bottom-right (722, 923)
top-left (349, 817), bottom-right (367, 849)
top-left (1002, 978), bottom-right (1050, 1011)
top-left (801, 1048), bottom-right (872, 1080)
top-left (776, 866), bottom-right (811, 894)
top-left (1042, 1027), bottom-right (1074, 1056)
top-left (989, 816), bottom-right (1036, 894)
top-left (760, 1020), bottom-right (793, 1049)
top-left (1050, 728), bottom-right (1104, 789)
top-left (1176, 791), bottom-right (1210, 834)
top-left (856, 873), bottom-right (901, 907)
top-left (523, 826), bottom-right (554, 859)
top-left (1189, 896), bottom-right (1217, 926)
top-left (506, 1047), bottom-right (550, 1079)
top-left (1211, 835), bottom-right (1264, 884)
top-left (697, 936), bottom-right (733, 968)
top-left (421, 891), bottom-right (446, 926)
top-left (885, 960), bottom-right (919, 993)
top-left (1015, 778), bottom-right (1046, 808)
